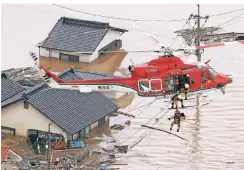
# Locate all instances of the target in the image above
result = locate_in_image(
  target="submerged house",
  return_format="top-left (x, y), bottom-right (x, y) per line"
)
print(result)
top-left (37, 17), bottom-right (128, 73)
top-left (1, 73), bottom-right (118, 141)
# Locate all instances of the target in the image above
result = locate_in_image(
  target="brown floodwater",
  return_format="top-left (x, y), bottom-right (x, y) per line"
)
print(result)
top-left (108, 49), bottom-right (244, 169)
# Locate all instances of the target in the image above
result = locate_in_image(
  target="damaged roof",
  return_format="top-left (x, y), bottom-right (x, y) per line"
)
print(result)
top-left (39, 17), bottom-right (127, 53)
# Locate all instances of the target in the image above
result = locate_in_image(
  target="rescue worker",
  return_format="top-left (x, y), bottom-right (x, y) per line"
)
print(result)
top-left (183, 83), bottom-right (190, 100)
top-left (174, 77), bottom-right (180, 92)
top-left (171, 92), bottom-right (184, 109)
top-left (168, 109), bottom-right (186, 132)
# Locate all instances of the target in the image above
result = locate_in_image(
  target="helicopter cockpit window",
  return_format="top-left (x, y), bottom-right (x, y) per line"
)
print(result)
top-left (201, 72), bottom-right (209, 83)
top-left (208, 67), bottom-right (217, 79)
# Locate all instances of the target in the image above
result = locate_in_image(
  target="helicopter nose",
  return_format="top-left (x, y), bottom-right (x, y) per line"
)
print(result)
top-left (217, 74), bottom-right (233, 85)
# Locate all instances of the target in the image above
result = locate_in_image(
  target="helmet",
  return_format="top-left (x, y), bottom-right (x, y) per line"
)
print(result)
top-left (185, 83), bottom-right (190, 88)
top-left (175, 109), bottom-right (180, 113)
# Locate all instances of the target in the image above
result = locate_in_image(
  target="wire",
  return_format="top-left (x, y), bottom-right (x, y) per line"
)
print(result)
top-left (209, 7), bottom-right (244, 17)
top-left (222, 15), bottom-right (244, 28)
top-left (216, 12), bottom-right (244, 27)
top-left (52, 4), bottom-right (190, 22)
top-left (169, 14), bottom-right (194, 47)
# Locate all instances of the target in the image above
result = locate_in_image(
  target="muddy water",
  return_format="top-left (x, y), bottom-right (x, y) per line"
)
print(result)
top-left (109, 52), bottom-right (244, 169)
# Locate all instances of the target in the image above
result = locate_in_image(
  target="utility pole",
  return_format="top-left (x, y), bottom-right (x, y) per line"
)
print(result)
top-left (47, 123), bottom-right (51, 170)
top-left (193, 4), bottom-right (209, 62)
top-left (196, 4), bottom-right (201, 62)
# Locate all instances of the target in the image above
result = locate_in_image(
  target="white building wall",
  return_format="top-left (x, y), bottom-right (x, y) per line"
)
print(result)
top-left (40, 48), bottom-right (90, 62)
top-left (1, 101), bottom-right (68, 141)
top-left (39, 29), bottom-right (121, 63)
top-left (89, 30), bottom-right (121, 62)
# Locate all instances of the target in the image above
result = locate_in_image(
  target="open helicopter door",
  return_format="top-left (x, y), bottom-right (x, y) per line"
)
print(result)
top-left (138, 79), bottom-right (163, 93)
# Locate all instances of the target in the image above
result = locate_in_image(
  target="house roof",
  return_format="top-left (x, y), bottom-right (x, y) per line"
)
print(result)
top-left (39, 17), bottom-right (128, 53)
top-left (1, 74), bottom-right (118, 135)
top-left (27, 88), bottom-right (118, 135)
top-left (57, 67), bottom-right (119, 81)
top-left (1, 146), bottom-right (10, 163)
top-left (1, 73), bottom-right (49, 107)
top-left (1, 73), bottom-right (25, 103)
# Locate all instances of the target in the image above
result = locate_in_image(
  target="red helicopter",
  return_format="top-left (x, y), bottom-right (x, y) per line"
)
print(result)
top-left (30, 30), bottom-right (243, 99)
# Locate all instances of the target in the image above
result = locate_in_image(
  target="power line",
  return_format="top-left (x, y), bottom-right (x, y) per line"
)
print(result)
top-left (222, 15), bottom-right (244, 28)
top-left (216, 12), bottom-right (244, 28)
top-left (52, 4), bottom-right (191, 22)
top-left (169, 14), bottom-right (194, 47)
top-left (209, 7), bottom-right (244, 17)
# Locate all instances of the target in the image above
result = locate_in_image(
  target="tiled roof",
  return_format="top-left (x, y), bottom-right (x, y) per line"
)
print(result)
top-left (1, 75), bottom-right (118, 135)
top-left (39, 17), bottom-right (127, 53)
top-left (1, 73), bottom-right (25, 102)
top-left (27, 89), bottom-right (118, 135)
top-left (1, 80), bottom-right (49, 108)
top-left (1, 146), bottom-right (10, 163)
top-left (57, 67), bottom-right (119, 81)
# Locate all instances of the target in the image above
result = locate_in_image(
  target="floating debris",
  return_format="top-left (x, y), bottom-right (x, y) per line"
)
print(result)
top-left (110, 124), bottom-right (125, 130)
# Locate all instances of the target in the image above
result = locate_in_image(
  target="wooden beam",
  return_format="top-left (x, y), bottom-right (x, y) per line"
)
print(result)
top-left (141, 125), bottom-right (189, 142)
top-left (116, 111), bottom-right (135, 118)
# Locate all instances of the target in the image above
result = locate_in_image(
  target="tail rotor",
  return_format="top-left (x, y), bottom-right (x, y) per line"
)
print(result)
top-left (29, 51), bottom-right (51, 84)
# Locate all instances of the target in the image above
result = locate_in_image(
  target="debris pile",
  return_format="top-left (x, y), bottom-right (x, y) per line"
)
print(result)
top-left (2, 67), bottom-right (43, 86)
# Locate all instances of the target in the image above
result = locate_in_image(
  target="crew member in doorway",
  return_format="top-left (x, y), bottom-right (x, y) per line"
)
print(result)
top-left (168, 109), bottom-right (186, 132)
top-left (171, 92), bottom-right (185, 109)
top-left (175, 77), bottom-right (180, 92)
top-left (183, 83), bottom-right (190, 100)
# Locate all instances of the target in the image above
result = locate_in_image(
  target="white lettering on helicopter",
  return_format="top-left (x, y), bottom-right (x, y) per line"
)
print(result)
top-left (148, 68), bottom-right (158, 72)
top-left (171, 72), bottom-right (179, 75)
top-left (98, 85), bottom-right (110, 90)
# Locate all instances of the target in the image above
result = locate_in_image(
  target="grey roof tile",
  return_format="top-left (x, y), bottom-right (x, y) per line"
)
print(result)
top-left (1, 81), bottom-right (50, 108)
top-left (27, 89), bottom-right (118, 135)
top-left (57, 67), bottom-right (81, 81)
top-left (41, 17), bottom-right (110, 53)
top-left (1, 73), bottom-right (25, 102)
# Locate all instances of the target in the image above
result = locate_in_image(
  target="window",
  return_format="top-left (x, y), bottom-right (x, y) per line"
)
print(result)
top-left (24, 101), bottom-right (29, 109)
top-left (60, 53), bottom-right (79, 62)
top-left (208, 67), bottom-right (217, 79)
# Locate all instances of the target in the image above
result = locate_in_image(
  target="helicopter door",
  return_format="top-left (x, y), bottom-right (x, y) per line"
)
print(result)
top-left (150, 79), bottom-right (162, 92)
top-left (164, 76), bottom-right (176, 94)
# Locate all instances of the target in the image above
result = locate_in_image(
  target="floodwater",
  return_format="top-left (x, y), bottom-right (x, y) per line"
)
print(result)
top-left (2, 4), bottom-right (244, 170)
top-left (110, 46), bottom-right (244, 170)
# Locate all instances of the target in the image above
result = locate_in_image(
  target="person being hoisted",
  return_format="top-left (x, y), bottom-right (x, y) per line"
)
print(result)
top-left (168, 109), bottom-right (186, 132)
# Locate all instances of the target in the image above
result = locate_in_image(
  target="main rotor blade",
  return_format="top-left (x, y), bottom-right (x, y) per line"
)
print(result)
top-left (71, 50), bottom-right (164, 54)
top-left (136, 28), bottom-right (165, 48)
top-left (183, 40), bottom-right (244, 50)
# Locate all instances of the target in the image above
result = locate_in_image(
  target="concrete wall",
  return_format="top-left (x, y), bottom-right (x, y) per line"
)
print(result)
top-left (1, 101), bottom-right (68, 141)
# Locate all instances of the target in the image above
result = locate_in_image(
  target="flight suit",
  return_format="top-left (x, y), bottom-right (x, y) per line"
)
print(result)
top-left (171, 93), bottom-right (184, 109)
top-left (169, 111), bottom-right (186, 132)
